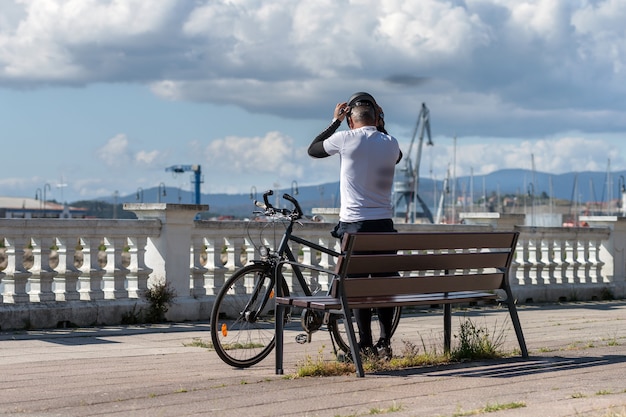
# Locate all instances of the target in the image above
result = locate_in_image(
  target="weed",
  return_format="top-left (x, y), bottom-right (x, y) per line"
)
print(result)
top-left (367, 402), bottom-right (403, 414)
top-left (294, 347), bottom-right (354, 377)
top-left (120, 303), bottom-right (143, 325)
top-left (292, 319), bottom-right (508, 377)
top-left (450, 318), bottom-right (506, 361)
top-left (143, 280), bottom-right (176, 323)
top-left (452, 401), bottom-right (526, 416)
top-left (605, 333), bottom-right (620, 346)
top-left (600, 287), bottom-right (615, 300)
top-left (183, 338), bottom-right (214, 349)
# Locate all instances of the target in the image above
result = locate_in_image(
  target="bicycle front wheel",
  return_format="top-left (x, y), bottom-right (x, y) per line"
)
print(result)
top-left (210, 263), bottom-right (288, 368)
top-left (330, 306), bottom-right (402, 354)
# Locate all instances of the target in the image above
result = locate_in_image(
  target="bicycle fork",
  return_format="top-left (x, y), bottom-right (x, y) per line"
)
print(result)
top-left (239, 266), bottom-right (276, 324)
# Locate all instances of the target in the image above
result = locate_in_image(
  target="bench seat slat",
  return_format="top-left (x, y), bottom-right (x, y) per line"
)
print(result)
top-left (277, 291), bottom-right (498, 311)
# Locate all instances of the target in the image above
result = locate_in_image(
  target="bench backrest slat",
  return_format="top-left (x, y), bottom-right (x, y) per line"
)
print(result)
top-left (342, 251), bottom-right (511, 276)
top-left (342, 231), bottom-right (518, 252)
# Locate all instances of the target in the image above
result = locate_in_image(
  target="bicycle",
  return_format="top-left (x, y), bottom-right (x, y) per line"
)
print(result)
top-left (210, 190), bottom-right (401, 368)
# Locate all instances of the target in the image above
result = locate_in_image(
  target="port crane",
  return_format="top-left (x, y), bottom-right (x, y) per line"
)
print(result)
top-left (165, 164), bottom-right (203, 204)
top-left (394, 103), bottom-right (434, 223)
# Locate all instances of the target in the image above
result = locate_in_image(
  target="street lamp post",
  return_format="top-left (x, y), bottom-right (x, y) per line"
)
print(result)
top-left (35, 188), bottom-right (43, 214)
top-left (617, 175), bottom-right (626, 216)
top-left (158, 183), bottom-right (166, 203)
top-left (113, 190), bottom-right (119, 219)
top-left (527, 183), bottom-right (535, 226)
top-left (43, 183), bottom-right (51, 218)
top-left (136, 187), bottom-right (144, 203)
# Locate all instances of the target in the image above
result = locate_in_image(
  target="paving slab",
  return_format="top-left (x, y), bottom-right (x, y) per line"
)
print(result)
top-left (1, 301), bottom-right (626, 416)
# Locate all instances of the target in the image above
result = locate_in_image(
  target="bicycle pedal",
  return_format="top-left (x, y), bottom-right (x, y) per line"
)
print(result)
top-left (295, 333), bottom-right (308, 344)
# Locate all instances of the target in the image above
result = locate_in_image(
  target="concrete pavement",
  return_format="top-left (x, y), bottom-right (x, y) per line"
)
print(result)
top-left (1, 301), bottom-right (626, 417)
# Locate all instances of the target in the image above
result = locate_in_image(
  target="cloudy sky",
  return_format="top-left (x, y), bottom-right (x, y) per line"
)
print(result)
top-left (1, 0), bottom-right (625, 203)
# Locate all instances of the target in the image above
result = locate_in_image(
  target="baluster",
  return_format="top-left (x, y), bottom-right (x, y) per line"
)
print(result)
top-left (318, 236), bottom-right (337, 290)
top-left (224, 237), bottom-right (245, 270)
top-left (543, 237), bottom-right (557, 285)
top-left (519, 237), bottom-right (533, 286)
top-left (510, 240), bottom-right (522, 287)
top-left (589, 237), bottom-right (605, 283)
top-left (563, 238), bottom-right (576, 284)
top-left (102, 237), bottom-right (129, 300)
top-left (126, 236), bottom-right (152, 298)
top-left (552, 237), bottom-right (566, 285)
top-left (279, 240), bottom-right (298, 295)
top-left (28, 237), bottom-right (57, 302)
top-left (78, 237), bottom-right (104, 301)
top-left (54, 237), bottom-right (81, 301)
top-left (190, 236), bottom-right (208, 297)
top-left (572, 238), bottom-right (584, 285)
top-left (205, 236), bottom-right (226, 295)
top-left (243, 236), bottom-right (256, 265)
top-left (578, 236), bottom-right (591, 284)
top-left (528, 236), bottom-right (545, 286)
top-left (1, 237), bottom-right (31, 303)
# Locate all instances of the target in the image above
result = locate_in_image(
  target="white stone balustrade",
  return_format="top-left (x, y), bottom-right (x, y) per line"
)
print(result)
top-left (1, 205), bottom-right (625, 330)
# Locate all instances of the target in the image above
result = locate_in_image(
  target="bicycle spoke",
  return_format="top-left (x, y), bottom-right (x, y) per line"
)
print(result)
top-left (210, 264), bottom-right (281, 368)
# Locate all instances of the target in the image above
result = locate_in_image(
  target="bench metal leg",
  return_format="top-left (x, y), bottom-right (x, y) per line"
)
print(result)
top-left (343, 308), bottom-right (364, 377)
top-left (275, 304), bottom-right (285, 375)
top-left (443, 304), bottom-right (451, 354)
top-left (505, 299), bottom-right (529, 358)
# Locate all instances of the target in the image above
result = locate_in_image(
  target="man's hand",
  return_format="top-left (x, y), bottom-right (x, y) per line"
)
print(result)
top-left (334, 102), bottom-right (349, 122)
top-left (376, 104), bottom-right (387, 133)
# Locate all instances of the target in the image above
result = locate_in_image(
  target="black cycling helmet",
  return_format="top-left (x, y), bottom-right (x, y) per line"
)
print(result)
top-left (348, 91), bottom-right (377, 108)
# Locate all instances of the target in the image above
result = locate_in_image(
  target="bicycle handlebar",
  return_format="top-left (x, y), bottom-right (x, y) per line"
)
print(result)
top-left (282, 193), bottom-right (303, 219)
top-left (254, 190), bottom-right (303, 221)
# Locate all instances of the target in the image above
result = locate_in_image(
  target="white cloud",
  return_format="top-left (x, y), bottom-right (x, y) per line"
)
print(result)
top-left (98, 133), bottom-right (131, 167)
top-left (135, 150), bottom-right (161, 165)
top-left (98, 133), bottom-right (164, 169)
top-left (205, 131), bottom-right (300, 176)
top-left (1, 0), bottom-right (625, 139)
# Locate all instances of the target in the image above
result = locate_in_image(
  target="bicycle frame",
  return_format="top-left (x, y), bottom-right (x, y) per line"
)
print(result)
top-left (245, 193), bottom-right (340, 333)
top-left (277, 228), bottom-right (340, 297)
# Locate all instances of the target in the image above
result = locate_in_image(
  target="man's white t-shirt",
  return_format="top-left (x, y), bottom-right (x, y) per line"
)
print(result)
top-left (323, 126), bottom-right (400, 222)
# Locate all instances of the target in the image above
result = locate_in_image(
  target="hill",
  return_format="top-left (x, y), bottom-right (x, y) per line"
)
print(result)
top-left (87, 168), bottom-right (625, 219)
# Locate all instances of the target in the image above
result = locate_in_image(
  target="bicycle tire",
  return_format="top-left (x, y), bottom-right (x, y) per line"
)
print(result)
top-left (330, 306), bottom-right (402, 354)
top-left (210, 263), bottom-right (289, 368)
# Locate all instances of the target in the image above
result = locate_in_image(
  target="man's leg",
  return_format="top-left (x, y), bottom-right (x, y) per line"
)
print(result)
top-left (375, 307), bottom-right (394, 359)
top-left (354, 307), bottom-right (374, 348)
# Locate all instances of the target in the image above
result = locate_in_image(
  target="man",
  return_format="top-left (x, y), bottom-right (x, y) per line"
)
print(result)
top-left (308, 92), bottom-right (402, 359)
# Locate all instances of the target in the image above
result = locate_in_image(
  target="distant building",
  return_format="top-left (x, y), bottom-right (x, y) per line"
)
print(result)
top-left (0, 197), bottom-right (87, 219)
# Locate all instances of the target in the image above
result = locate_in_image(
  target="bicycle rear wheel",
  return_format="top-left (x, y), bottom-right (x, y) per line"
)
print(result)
top-left (210, 263), bottom-right (289, 368)
top-left (330, 306), bottom-right (402, 354)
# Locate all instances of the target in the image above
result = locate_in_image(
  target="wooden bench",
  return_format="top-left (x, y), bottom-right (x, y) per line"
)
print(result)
top-left (275, 231), bottom-right (528, 377)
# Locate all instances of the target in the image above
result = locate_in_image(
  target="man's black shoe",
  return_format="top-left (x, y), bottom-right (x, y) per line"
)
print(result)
top-left (374, 338), bottom-right (393, 360)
